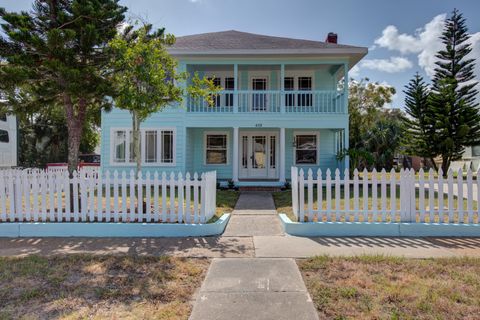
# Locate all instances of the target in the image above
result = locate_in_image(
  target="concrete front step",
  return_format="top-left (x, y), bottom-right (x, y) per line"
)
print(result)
top-left (239, 186), bottom-right (282, 192)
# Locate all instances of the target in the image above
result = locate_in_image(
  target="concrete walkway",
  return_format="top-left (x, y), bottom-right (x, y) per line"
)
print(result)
top-left (190, 192), bottom-right (318, 320)
top-left (223, 192), bottom-right (283, 237)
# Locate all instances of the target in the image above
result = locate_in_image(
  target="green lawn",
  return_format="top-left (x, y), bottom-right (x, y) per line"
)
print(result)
top-left (298, 255), bottom-right (480, 320)
top-left (0, 255), bottom-right (209, 320)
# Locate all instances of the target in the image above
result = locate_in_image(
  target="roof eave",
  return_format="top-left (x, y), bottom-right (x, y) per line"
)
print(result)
top-left (168, 48), bottom-right (368, 68)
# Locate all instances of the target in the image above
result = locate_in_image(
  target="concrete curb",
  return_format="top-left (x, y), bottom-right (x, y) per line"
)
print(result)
top-left (279, 214), bottom-right (480, 237)
top-left (0, 213), bottom-right (230, 238)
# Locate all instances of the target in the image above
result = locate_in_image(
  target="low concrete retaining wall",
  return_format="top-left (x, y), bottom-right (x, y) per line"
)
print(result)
top-left (0, 214), bottom-right (230, 238)
top-left (279, 214), bottom-right (480, 237)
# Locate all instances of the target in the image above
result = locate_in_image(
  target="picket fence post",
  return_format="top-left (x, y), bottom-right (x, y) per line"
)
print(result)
top-left (291, 166), bottom-right (299, 221)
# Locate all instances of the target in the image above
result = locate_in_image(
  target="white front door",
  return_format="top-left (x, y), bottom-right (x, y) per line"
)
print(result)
top-left (239, 132), bottom-right (278, 179)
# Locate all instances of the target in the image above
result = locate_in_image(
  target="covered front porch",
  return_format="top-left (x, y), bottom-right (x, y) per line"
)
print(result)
top-left (185, 126), bottom-right (347, 186)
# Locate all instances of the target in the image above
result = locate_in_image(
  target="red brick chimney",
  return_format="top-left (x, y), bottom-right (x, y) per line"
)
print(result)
top-left (325, 32), bottom-right (338, 44)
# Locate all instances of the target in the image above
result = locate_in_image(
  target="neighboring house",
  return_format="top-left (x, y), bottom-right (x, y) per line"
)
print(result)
top-left (462, 146), bottom-right (480, 172)
top-left (100, 30), bottom-right (367, 186)
top-left (0, 112), bottom-right (17, 168)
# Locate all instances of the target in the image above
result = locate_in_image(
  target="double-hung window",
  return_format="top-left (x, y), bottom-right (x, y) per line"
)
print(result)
top-left (205, 134), bottom-right (228, 165)
top-left (144, 130), bottom-right (157, 163)
top-left (295, 134), bottom-right (318, 165)
top-left (284, 77), bottom-right (295, 107)
top-left (298, 77), bottom-right (312, 107)
top-left (114, 131), bottom-right (127, 162)
top-left (112, 129), bottom-right (175, 165)
top-left (161, 130), bottom-right (174, 163)
top-left (225, 77), bottom-right (234, 107)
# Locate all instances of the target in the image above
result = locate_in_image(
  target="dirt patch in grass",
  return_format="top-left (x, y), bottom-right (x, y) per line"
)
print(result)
top-left (298, 255), bottom-right (480, 320)
top-left (0, 255), bottom-right (209, 320)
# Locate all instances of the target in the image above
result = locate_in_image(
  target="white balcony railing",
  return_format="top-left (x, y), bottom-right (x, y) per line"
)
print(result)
top-left (186, 90), bottom-right (346, 113)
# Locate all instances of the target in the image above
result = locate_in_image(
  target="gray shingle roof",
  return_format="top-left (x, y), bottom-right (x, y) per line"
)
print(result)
top-left (170, 30), bottom-right (364, 51)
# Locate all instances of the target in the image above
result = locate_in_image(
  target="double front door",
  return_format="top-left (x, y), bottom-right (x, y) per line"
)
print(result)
top-left (239, 132), bottom-right (278, 179)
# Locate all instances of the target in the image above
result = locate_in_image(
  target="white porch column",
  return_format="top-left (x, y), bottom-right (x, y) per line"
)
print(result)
top-left (232, 127), bottom-right (239, 182)
top-left (280, 64), bottom-right (285, 114)
top-left (233, 64), bottom-right (238, 113)
top-left (279, 127), bottom-right (286, 183)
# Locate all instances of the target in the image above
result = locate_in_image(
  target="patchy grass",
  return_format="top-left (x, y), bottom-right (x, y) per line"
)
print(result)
top-left (272, 190), bottom-right (297, 221)
top-left (298, 255), bottom-right (480, 320)
top-left (208, 190), bottom-right (240, 223)
top-left (0, 255), bottom-right (209, 320)
top-left (273, 187), bottom-right (478, 223)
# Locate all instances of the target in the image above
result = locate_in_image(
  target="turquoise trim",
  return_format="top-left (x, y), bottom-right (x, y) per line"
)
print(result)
top-left (0, 214), bottom-right (231, 238)
top-left (279, 214), bottom-right (480, 237)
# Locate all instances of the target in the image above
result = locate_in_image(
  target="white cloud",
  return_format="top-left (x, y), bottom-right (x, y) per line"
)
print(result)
top-left (360, 57), bottom-right (413, 73)
top-left (467, 32), bottom-right (480, 92)
top-left (374, 14), bottom-right (480, 82)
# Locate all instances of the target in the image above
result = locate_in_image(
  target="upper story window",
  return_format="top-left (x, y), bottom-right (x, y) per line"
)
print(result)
top-left (112, 129), bottom-right (175, 165)
top-left (295, 133), bottom-right (318, 165)
top-left (205, 133), bottom-right (228, 165)
top-left (284, 76), bottom-right (313, 107)
top-left (298, 77), bottom-right (312, 107)
top-left (225, 77), bottom-right (234, 107)
top-left (0, 114), bottom-right (7, 122)
top-left (284, 77), bottom-right (295, 107)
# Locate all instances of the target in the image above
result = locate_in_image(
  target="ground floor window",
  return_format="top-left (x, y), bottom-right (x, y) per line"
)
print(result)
top-left (294, 133), bottom-right (318, 165)
top-left (111, 128), bottom-right (175, 165)
top-left (205, 133), bottom-right (228, 165)
top-left (113, 131), bottom-right (126, 162)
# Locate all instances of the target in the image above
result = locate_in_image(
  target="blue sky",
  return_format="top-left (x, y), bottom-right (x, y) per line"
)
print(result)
top-left (1, 0), bottom-right (480, 108)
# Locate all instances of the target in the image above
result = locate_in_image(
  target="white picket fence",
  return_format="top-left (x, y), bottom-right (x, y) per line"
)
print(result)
top-left (291, 167), bottom-right (480, 224)
top-left (0, 169), bottom-right (217, 224)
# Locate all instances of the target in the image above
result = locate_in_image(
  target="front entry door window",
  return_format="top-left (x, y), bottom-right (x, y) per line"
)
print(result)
top-left (239, 132), bottom-right (278, 179)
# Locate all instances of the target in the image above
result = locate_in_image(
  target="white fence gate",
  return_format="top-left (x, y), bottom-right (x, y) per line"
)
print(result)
top-left (0, 169), bottom-right (217, 224)
top-left (291, 167), bottom-right (479, 224)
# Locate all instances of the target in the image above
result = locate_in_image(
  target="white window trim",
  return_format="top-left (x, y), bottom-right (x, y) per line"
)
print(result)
top-left (204, 131), bottom-right (230, 166)
top-left (109, 127), bottom-right (176, 167)
top-left (284, 71), bottom-right (315, 91)
top-left (293, 130), bottom-right (320, 166)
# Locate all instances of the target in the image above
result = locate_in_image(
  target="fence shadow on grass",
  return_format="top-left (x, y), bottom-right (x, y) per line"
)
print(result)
top-left (307, 236), bottom-right (480, 249)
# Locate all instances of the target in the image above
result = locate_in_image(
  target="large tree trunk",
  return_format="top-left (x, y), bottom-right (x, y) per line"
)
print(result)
top-left (64, 94), bottom-right (86, 177)
top-left (132, 110), bottom-right (141, 176)
top-left (441, 155), bottom-right (450, 177)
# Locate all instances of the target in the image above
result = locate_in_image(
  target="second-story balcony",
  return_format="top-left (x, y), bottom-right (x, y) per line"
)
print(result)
top-left (187, 90), bottom-right (346, 113)
top-left (183, 62), bottom-right (349, 114)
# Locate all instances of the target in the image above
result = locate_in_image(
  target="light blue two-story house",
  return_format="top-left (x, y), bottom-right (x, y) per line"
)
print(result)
top-left (100, 30), bottom-right (367, 186)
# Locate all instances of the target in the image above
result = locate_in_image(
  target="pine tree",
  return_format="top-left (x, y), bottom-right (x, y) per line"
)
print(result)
top-left (429, 9), bottom-right (480, 173)
top-left (403, 73), bottom-right (437, 170)
top-left (0, 0), bottom-right (126, 174)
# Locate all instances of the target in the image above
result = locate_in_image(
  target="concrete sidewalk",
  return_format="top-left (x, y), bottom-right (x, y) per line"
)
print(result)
top-left (189, 258), bottom-right (318, 320)
top-left (2, 235), bottom-right (480, 258)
